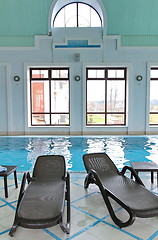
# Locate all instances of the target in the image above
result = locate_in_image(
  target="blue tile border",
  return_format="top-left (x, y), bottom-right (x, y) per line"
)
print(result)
top-left (147, 230), bottom-right (158, 240)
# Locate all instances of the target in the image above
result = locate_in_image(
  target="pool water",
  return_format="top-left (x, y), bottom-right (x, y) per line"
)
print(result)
top-left (0, 136), bottom-right (158, 172)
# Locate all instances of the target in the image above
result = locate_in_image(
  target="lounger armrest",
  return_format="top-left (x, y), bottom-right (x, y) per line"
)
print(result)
top-left (90, 169), bottom-right (135, 228)
top-left (120, 166), bottom-right (145, 186)
top-left (26, 172), bottom-right (36, 183)
top-left (66, 172), bottom-right (70, 227)
top-left (65, 172), bottom-right (70, 200)
top-left (63, 172), bottom-right (71, 204)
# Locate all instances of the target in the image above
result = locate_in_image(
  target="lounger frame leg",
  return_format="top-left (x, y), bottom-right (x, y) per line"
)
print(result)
top-left (9, 218), bottom-right (18, 237)
top-left (9, 172), bottom-right (27, 237)
top-left (84, 173), bottom-right (96, 189)
top-left (60, 172), bottom-right (70, 234)
top-left (86, 170), bottom-right (136, 228)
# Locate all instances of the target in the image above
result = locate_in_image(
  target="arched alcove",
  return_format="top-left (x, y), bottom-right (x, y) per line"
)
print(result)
top-left (48, 0), bottom-right (107, 35)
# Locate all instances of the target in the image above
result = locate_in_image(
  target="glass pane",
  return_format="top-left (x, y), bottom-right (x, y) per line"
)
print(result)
top-left (78, 4), bottom-right (90, 27)
top-left (65, 3), bottom-right (77, 27)
top-left (32, 114), bottom-right (50, 125)
top-left (51, 81), bottom-right (69, 112)
top-left (31, 70), bottom-right (48, 79)
top-left (54, 4), bottom-right (77, 27)
top-left (51, 69), bottom-right (68, 78)
top-left (90, 7), bottom-right (101, 27)
top-left (66, 16), bottom-right (77, 27)
top-left (150, 69), bottom-right (158, 78)
top-left (31, 81), bottom-right (50, 112)
top-left (87, 80), bottom-right (105, 112)
top-left (88, 69), bottom-right (104, 78)
top-left (53, 8), bottom-right (65, 27)
top-left (108, 69), bottom-right (124, 78)
top-left (150, 81), bottom-right (158, 112)
top-left (150, 114), bottom-right (158, 124)
top-left (107, 114), bottom-right (124, 125)
top-left (87, 114), bottom-right (105, 124)
top-left (51, 114), bottom-right (69, 125)
top-left (107, 80), bottom-right (125, 112)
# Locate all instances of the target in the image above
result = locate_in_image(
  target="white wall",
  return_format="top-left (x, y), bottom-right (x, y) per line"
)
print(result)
top-left (0, 29), bottom-right (158, 135)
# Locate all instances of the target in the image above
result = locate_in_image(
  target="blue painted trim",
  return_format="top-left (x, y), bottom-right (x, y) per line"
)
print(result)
top-left (55, 45), bottom-right (100, 48)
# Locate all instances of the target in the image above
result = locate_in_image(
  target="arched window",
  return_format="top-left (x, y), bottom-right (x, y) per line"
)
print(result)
top-left (53, 2), bottom-right (102, 27)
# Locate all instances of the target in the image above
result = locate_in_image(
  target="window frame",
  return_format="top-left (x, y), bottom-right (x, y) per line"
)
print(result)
top-left (86, 67), bottom-right (127, 126)
top-left (150, 67), bottom-right (158, 125)
top-left (53, 2), bottom-right (102, 27)
top-left (29, 67), bottom-right (70, 126)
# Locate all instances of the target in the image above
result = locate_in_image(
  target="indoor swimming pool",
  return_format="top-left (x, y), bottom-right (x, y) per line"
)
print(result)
top-left (0, 135), bottom-right (158, 172)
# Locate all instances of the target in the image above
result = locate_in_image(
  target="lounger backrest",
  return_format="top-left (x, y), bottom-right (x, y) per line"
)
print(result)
top-left (83, 153), bottom-right (118, 175)
top-left (32, 155), bottom-right (66, 181)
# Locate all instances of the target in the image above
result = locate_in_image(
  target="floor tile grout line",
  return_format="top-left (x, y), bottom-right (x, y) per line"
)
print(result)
top-left (101, 220), bottom-right (144, 240)
top-left (71, 203), bottom-right (124, 222)
top-left (65, 220), bottom-right (100, 240)
top-left (71, 191), bottom-right (98, 204)
top-left (0, 229), bottom-right (10, 236)
top-left (70, 182), bottom-right (84, 188)
top-left (0, 197), bottom-right (16, 210)
top-left (0, 199), bottom-right (18, 208)
top-left (147, 230), bottom-right (158, 240)
top-left (71, 204), bottom-right (109, 221)
top-left (42, 228), bottom-right (62, 240)
top-left (70, 205), bottom-right (145, 240)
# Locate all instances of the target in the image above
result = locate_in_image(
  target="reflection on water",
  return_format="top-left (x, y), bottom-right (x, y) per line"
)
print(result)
top-left (26, 138), bottom-right (73, 171)
top-left (0, 136), bottom-right (158, 172)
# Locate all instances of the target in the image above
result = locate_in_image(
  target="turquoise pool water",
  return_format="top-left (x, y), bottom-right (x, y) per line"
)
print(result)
top-left (0, 136), bottom-right (158, 172)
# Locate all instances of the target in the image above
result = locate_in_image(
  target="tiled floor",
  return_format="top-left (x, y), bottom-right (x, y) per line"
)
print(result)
top-left (0, 172), bottom-right (158, 240)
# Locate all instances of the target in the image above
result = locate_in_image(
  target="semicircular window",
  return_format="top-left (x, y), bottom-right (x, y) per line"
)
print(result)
top-left (53, 2), bottom-right (102, 27)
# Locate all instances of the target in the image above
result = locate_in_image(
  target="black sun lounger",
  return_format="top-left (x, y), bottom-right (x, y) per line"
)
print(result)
top-left (83, 153), bottom-right (158, 228)
top-left (9, 155), bottom-right (70, 236)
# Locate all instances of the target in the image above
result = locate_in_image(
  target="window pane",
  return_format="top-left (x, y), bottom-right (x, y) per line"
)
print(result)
top-left (87, 80), bottom-right (105, 112)
top-left (87, 114), bottom-right (105, 125)
top-left (107, 80), bottom-right (125, 112)
top-left (150, 69), bottom-right (158, 78)
top-left (51, 114), bottom-right (69, 125)
top-left (107, 114), bottom-right (124, 125)
top-left (78, 4), bottom-right (90, 27)
top-left (65, 3), bottom-right (77, 27)
top-left (150, 81), bottom-right (158, 112)
top-left (150, 114), bottom-right (158, 124)
top-left (32, 114), bottom-right (50, 125)
top-left (53, 8), bottom-right (65, 27)
top-left (51, 81), bottom-right (69, 112)
top-left (31, 81), bottom-right (50, 112)
top-left (78, 3), bottom-right (101, 27)
top-left (31, 70), bottom-right (48, 79)
top-left (88, 69), bottom-right (104, 78)
top-left (51, 69), bottom-right (68, 78)
top-left (90, 7), bottom-right (101, 27)
top-left (108, 69), bottom-right (124, 78)
top-left (86, 67), bottom-right (126, 126)
top-left (54, 4), bottom-right (77, 27)
top-left (53, 3), bottom-right (101, 27)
